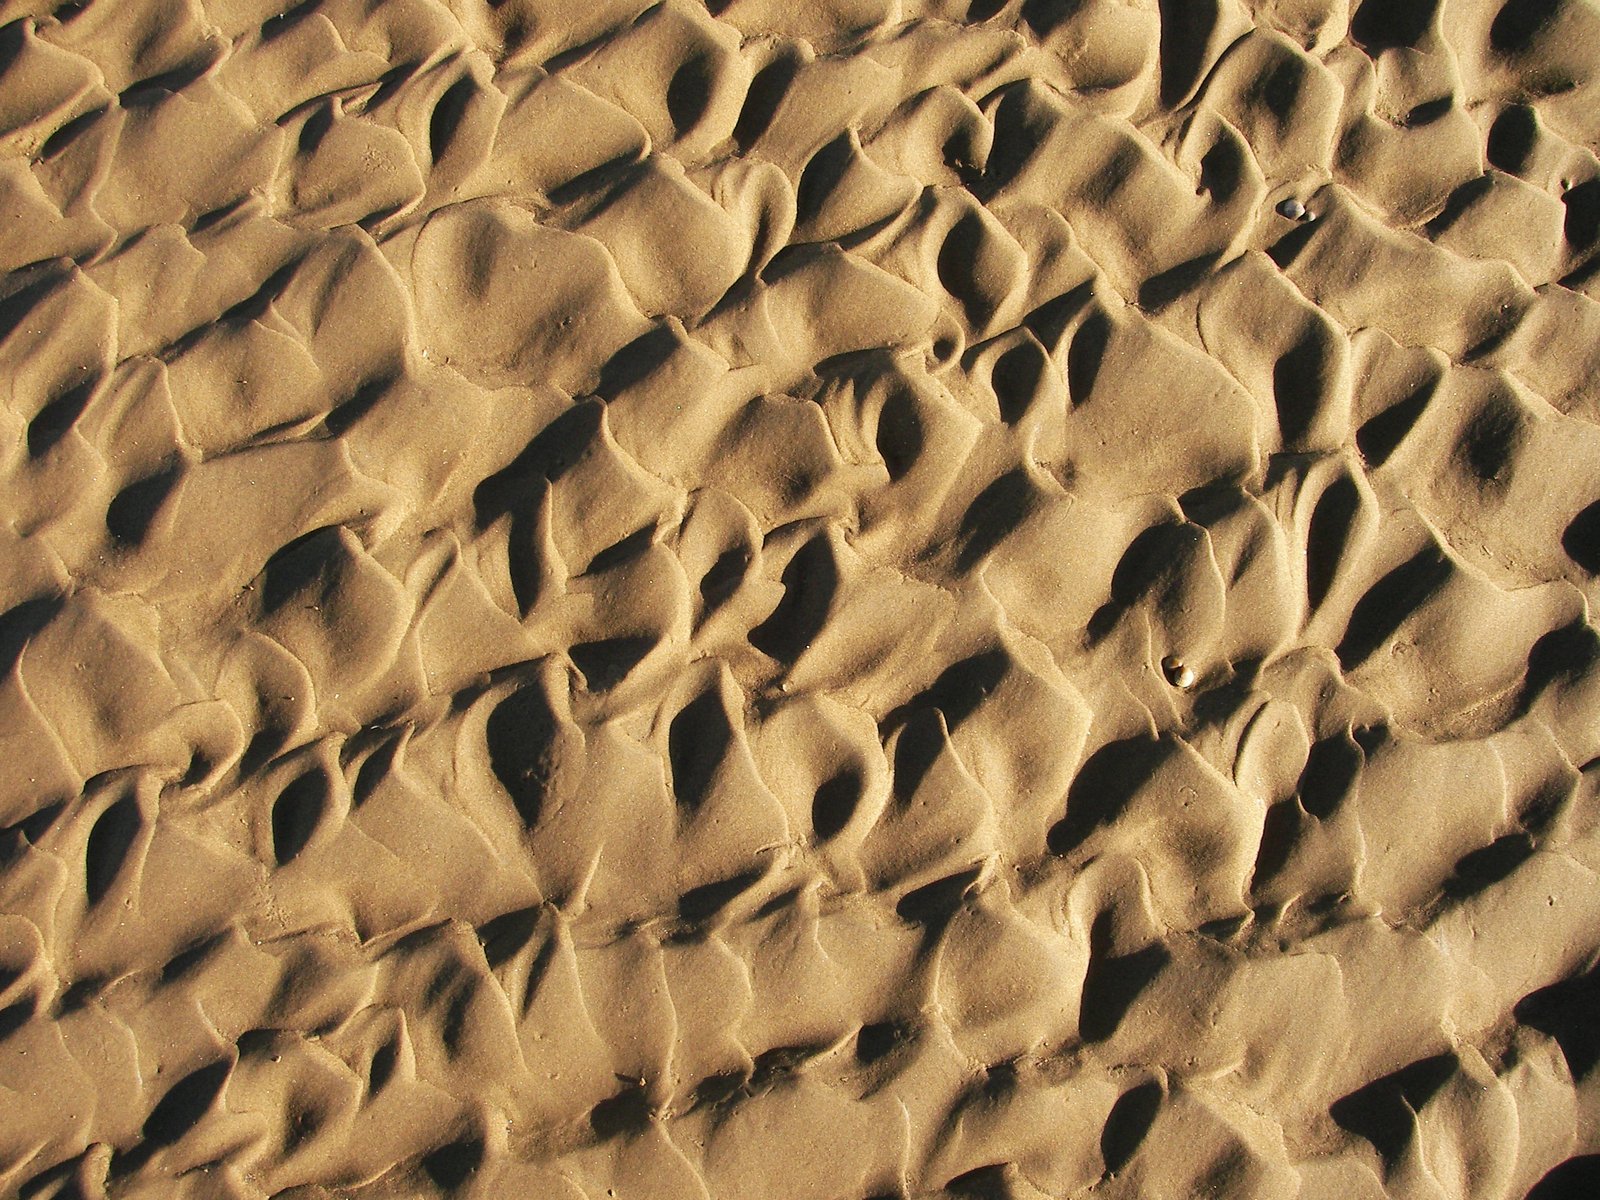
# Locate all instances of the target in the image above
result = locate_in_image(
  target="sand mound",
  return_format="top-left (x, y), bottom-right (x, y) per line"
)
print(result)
top-left (3, 0), bottom-right (1600, 1196)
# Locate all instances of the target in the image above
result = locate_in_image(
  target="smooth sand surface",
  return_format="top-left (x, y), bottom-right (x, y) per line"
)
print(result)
top-left (3, 0), bottom-right (1600, 1196)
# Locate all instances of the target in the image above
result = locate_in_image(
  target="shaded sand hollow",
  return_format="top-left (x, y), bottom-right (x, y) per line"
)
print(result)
top-left (3, 0), bottom-right (1600, 1196)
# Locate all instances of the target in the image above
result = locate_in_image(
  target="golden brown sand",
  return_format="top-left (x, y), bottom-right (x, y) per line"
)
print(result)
top-left (3, 0), bottom-right (1600, 1196)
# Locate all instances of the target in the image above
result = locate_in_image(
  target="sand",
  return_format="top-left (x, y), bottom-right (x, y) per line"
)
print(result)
top-left (2, 0), bottom-right (1599, 1196)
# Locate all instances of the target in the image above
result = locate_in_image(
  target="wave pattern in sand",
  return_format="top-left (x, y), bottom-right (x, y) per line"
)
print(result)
top-left (3, 0), bottom-right (1600, 1196)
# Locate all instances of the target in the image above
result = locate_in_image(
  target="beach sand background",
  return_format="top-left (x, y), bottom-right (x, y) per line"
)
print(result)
top-left (2, 0), bottom-right (1600, 1196)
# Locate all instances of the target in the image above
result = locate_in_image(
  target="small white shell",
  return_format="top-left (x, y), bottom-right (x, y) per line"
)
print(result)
top-left (1162, 655), bottom-right (1196, 690)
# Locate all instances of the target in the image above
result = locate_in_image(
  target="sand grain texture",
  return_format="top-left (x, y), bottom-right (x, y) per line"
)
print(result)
top-left (2, 0), bottom-right (1600, 1196)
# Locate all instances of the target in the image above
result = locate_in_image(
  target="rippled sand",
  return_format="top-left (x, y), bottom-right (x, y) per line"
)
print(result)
top-left (3, 0), bottom-right (1600, 1196)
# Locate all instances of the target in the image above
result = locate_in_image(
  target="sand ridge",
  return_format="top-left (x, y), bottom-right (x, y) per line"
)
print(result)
top-left (2, 0), bottom-right (1600, 1196)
